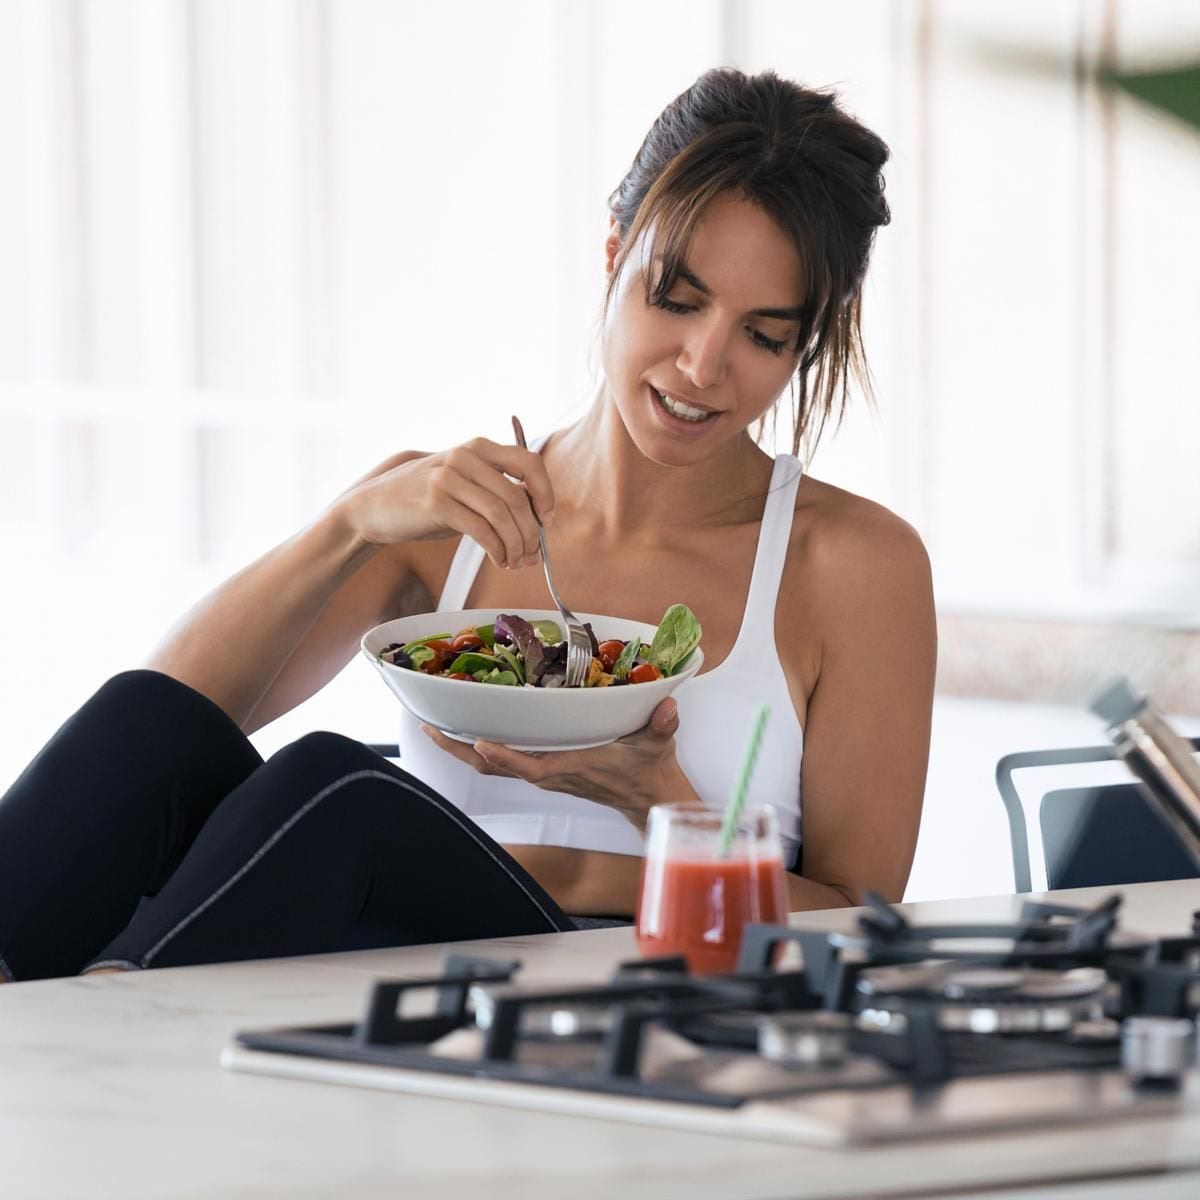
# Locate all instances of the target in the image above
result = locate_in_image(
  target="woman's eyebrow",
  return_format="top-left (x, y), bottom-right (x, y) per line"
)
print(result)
top-left (674, 264), bottom-right (805, 321)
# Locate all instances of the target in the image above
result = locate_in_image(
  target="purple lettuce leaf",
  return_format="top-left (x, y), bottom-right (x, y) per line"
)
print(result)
top-left (495, 613), bottom-right (546, 685)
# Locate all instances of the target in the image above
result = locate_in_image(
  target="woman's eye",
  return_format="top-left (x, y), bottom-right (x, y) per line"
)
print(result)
top-left (653, 295), bottom-right (791, 357)
top-left (652, 296), bottom-right (693, 315)
top-left (751, 329), bottom-right (790, 357)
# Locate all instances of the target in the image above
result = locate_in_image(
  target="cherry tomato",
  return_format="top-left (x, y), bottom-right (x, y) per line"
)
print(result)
top-left (447, 672), bottom-right (474, 682)
top-left (597, 640), bottom-right (626, 671)
top-left (628, 662), bottom-right (662, 684)
top-left (425, 639), bottom-right (454, 654)
top-left (418, 648), bottom-right (447, 674)
top-left (450, 633), bottom-right (484, 652)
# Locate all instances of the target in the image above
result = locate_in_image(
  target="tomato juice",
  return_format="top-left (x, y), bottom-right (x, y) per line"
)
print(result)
top-left (635, 853), bottom-right (788, 975)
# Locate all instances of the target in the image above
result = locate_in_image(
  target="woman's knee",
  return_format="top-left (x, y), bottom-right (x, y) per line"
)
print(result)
top-left (85, 670), bottom-right (238, 746)
top-left (92, 668), bottom-right (194, 708)
top-left (248, 733), bottom-right (396, 818)
top-left (269, 730), bottom-right (384, 775)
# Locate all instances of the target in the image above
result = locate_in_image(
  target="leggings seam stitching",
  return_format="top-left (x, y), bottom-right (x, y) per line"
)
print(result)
top-left (139, 768), bottom-right (563, 967)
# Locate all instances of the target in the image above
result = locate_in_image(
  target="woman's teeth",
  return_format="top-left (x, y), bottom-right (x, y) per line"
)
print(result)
top-left (654, 389), bottom-right (714, 423)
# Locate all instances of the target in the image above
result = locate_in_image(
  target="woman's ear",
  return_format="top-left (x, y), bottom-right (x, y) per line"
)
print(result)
top-left (604, 215), bottom-right (622, 276)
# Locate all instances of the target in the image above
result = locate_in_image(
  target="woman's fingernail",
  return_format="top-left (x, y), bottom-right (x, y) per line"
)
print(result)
top-left (419, 724), bottom-right (432, 735)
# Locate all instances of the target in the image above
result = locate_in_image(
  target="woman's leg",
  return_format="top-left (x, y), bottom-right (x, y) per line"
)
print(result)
top-left (85, 732), bottom-right (573, 972)
top-left (0, 670), bottom-right (263, 981)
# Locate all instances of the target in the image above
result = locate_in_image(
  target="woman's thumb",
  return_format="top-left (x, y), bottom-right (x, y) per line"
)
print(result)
top-left (653, 697), bottom-right (679, 733)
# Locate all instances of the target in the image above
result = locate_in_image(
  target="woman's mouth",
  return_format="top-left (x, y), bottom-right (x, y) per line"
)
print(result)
top-left (650, 386), bottom-right (719, 430)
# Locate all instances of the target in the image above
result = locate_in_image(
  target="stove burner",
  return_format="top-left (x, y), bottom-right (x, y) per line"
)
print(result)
top-left (757, 1011), bottom-right (851, 1069)
top-left (854, 963), bottom-right (1108, 1033)
top-left (941, 968), bottom-right (1028, 998)
top-left (470, 984), bottom-right (611, 1041)
top-left (230, 890), bottom-right (1200, 1134)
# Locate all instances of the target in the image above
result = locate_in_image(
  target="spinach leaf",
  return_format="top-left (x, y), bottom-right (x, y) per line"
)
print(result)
top-left (448, 651), bottom-right (506, 675)
top-left (473, 623), bottom-right (496, 649)
top-left (475, 667), bottom-right (518, 686)
top-left (491, 642), bottom-right (526, 686)
top-left (646, 604), bottom-right (702, 676)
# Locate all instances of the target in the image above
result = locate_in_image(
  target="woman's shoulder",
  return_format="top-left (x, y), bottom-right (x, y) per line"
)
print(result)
top-left (786, 474), bottom-right (932, 614)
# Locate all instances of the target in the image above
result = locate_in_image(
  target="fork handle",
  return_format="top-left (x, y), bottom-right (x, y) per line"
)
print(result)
top-left (512, 415), bottom-right (573, 620)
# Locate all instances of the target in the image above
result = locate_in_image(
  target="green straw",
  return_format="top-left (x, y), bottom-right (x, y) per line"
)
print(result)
top-left (716, 703), bottom-right (770, 858)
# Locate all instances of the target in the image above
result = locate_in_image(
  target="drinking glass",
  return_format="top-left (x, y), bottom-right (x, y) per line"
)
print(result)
top-left (635, 803), bottom-right (789, 975)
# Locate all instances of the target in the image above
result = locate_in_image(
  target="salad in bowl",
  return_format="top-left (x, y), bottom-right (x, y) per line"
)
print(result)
top-left (361, 605), bottom-right (703, 751)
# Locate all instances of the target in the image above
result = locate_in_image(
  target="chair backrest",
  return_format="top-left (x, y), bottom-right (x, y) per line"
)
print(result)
top-left (995, 738), bottom-right (1200, 893)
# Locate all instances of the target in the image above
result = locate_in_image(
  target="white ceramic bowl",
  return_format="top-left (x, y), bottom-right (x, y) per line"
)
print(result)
top-left (361, 608), bottom-right (703, 751)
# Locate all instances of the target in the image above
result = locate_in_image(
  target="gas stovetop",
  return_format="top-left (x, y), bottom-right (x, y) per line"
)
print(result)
top-left (221, 894), bottom-right (1200, 1146)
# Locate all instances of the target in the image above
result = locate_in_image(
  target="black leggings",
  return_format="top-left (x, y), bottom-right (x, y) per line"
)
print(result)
top-left (0, 671), bottom-right (577, 982)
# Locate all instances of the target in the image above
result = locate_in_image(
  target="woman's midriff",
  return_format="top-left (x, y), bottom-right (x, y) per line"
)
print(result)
top-left (501, 844), bottom-right (644, 917)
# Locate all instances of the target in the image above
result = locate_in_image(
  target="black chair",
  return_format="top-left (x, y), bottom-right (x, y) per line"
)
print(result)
top-left (995, 738), bottom-right (1200, 893)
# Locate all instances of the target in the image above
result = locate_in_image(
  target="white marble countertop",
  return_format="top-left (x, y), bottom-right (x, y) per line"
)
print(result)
top-left (4, 880), bottom-right (1200, 1200)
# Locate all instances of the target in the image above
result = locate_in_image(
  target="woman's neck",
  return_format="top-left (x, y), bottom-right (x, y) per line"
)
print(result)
top-left (547, 388), bottom-right (775, 546)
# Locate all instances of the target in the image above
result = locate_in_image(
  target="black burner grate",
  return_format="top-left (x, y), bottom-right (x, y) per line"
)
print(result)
top-left (233, 892), bottom-right (1198, 1110)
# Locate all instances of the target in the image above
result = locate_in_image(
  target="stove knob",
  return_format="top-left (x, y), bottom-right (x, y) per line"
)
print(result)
top-left (757, 1011), bottom-right (851, 1069)
top-left (1121, 1015), bottom-right (1196, 1087)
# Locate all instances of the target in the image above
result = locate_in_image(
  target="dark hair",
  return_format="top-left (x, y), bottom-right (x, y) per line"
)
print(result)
top-left (605, 68), bottom-right (890, 458)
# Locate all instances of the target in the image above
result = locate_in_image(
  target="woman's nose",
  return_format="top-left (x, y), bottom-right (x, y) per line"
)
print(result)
top-left (676, 315), bottom-right (729, 390)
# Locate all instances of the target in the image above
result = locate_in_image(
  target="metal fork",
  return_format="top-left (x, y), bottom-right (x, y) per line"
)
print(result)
top-left (511, 416), bottom-right (592, 688)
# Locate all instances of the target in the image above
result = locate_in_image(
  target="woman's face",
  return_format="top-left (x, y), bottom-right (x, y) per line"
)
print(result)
top-left (600, 192), bottom-right (806, 466)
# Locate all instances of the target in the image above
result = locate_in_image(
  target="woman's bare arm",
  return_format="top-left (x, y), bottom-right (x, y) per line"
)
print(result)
top-left (145, 438), bottom-right (558, 734)
top-left (145, 453), bottom-right (419, 731)
top-left (791, 505), bottom-right (937, 907)
top-left (239, 540), bottom-right (428, 734)
top-left (146, 503), bottom-right (386, 732)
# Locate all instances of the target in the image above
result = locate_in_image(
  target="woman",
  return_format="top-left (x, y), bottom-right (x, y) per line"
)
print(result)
top-left (0, 68), bottom-right (934, 983)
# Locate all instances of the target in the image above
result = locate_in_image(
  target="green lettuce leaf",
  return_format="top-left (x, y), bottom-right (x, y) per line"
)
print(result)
top-left (401, 633), bottom-right (452, 655)
top-left (532, 620), bottom-right (562, 644)
top-left (611, 637), bottom-right (641, 681)
top-left (406, 646), bottom-right (437, 670)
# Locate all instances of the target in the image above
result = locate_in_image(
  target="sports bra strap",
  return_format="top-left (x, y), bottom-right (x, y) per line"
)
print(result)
top-left (722, 455), bottom-right (804, 665)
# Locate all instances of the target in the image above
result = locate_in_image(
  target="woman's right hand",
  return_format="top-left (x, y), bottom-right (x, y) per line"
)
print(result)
top-left (338, 439), bottom-right (557, 570)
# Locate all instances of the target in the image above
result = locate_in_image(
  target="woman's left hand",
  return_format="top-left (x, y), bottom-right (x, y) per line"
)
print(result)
top-left (418, 697), bottom-right (692, 834)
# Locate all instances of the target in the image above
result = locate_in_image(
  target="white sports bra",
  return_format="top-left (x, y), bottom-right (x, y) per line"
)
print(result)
top-left (394, 439), bottom-right (807, 867)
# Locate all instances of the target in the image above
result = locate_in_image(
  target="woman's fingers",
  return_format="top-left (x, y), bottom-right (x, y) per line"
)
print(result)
top-left (347, 436), bottom-right (554, 562)
top-left (444, 447), bottom-right (544, 566)
top-left (419, 724), bottom-right (521, 777)
top-left (429, 494), bottom-right (513, 570)
top-left (436, 466), bottom-right (526, 567)
top-left (468, 439), bottom-right (557, 526)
